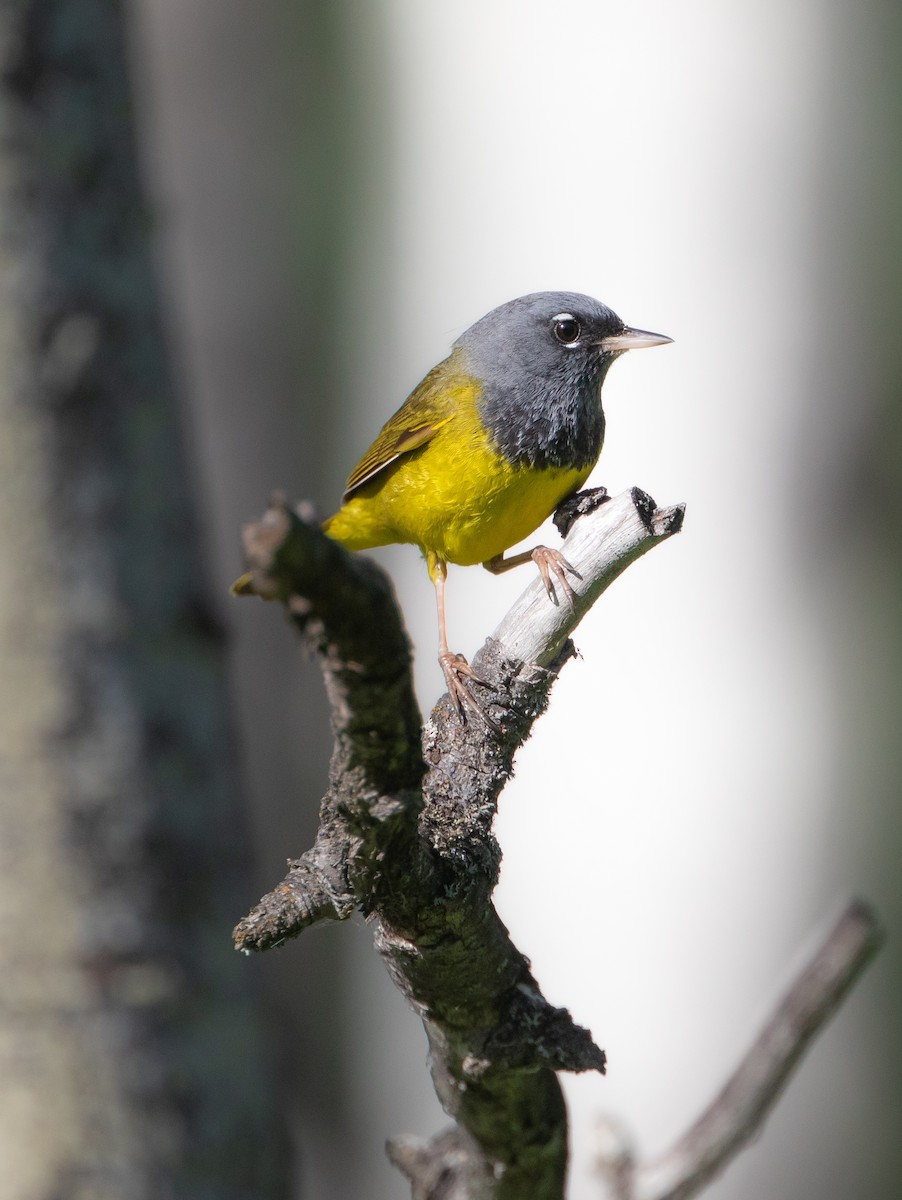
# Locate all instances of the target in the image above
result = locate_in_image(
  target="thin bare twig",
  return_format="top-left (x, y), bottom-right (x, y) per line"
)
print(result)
top-left (595, 900), bottom-right (884, 1200)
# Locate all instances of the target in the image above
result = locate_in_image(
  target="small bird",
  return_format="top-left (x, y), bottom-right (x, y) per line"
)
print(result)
top-left (324, 291), bottom-right (671, 718)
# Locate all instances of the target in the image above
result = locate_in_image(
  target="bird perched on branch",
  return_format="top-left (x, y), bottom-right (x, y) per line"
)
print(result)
top-left (324, 291), bottom-right (671, 719)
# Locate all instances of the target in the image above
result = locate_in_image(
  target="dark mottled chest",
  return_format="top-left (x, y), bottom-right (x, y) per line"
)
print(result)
top-left (477, 367), bottom-right (605, 471)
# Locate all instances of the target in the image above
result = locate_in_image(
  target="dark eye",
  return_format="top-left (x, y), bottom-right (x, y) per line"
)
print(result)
top-left (552, 314), bottom-right (581, 345)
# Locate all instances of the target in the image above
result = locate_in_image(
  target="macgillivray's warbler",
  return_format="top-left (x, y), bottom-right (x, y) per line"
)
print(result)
top-left (323, 291), bottom-right (672, 720)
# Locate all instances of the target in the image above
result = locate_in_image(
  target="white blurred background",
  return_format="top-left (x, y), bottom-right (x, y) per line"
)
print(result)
top-left (133, 2), bottom-right (901, 1197)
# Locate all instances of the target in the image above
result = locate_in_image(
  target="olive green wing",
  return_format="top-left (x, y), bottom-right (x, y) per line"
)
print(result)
top-left (342, 416), bottom-right (452, 501)
top-left (341, 358), bottom-right (470, 502)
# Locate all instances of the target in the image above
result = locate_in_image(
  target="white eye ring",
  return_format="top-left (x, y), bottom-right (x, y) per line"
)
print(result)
top-left (552, 313), bottom-right (581, 346)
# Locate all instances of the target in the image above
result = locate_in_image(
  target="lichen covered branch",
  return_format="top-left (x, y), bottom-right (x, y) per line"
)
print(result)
top-left (232, 488), bottom-right (683, 1198)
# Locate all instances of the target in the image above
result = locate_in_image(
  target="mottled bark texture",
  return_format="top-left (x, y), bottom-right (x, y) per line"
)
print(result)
top-left (0, 4), bottom-right (287, 1198)
top-left (234, 489), bottom-right (684, 1199)
top-left (234, 490), bottom-right (883, 1200)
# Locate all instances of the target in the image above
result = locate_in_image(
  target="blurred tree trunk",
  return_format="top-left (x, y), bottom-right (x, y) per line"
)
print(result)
top-left (130, 4), bottom-right (427, 1196)
top-left (0, 3), bottom-right (288, 1197)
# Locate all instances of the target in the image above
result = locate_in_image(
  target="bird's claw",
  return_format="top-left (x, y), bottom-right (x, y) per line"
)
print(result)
top-left (531, 546), bottom-right (581, 613)
top-left (438, 652), bottom-right (500, 732)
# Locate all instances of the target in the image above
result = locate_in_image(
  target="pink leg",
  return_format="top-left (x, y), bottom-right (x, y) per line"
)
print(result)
top-left (482, 545), bottom-right (582, 612)
top-left (429, 555), bottom-right (495, 726)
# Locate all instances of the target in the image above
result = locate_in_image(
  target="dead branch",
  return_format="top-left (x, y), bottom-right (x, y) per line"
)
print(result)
top-left (233, 487), bottom-right (681, 1199)
top-left (231, 486), bottom-right (880, 1200)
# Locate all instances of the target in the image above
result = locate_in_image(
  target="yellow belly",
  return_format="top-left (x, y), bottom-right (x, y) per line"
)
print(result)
top-left (324, 411), bottom-right (590, 566)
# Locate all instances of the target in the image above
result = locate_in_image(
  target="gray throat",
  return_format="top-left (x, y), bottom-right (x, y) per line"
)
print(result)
top-left (476, 358), bottom-right (609, 471)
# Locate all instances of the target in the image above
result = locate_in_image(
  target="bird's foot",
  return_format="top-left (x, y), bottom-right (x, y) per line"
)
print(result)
top-left (531, 546), bottom-right (582, 612)
top-left (438, 651), bottom-right (500, 731)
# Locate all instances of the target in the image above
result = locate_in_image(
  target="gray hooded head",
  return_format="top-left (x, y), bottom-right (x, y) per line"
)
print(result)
top-left (454, 291), bottom-right (636, 471)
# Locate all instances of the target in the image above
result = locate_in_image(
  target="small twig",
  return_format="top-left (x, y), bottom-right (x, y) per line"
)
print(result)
top-left (596, 900), bottom-right (884, 1200)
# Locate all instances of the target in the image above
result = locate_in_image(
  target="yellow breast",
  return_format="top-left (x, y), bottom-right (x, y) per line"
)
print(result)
top-left (324, 391), bottom-right (590, 566)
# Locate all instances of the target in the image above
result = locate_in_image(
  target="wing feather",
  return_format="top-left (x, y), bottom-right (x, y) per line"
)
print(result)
top-left (342, 419), bottom-right (451, 501)
top-left (339, 353), bottom-right (475, 503)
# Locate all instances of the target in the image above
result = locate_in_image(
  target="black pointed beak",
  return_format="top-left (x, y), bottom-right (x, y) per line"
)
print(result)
top-left (598, 326), bottom-right (673, 352)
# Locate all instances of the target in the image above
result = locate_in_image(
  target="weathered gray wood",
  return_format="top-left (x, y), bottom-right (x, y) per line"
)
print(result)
top-left (234, 487), bottom-right (683, 1199)
top-left (493, 487), bottom-right (684, 668)
top-left (235, 486), bottom-right (883, 1200)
